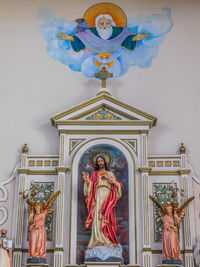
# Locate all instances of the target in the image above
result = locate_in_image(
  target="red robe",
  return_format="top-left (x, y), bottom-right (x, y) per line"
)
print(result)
top-left (84, 170), bottom-right (123, 245)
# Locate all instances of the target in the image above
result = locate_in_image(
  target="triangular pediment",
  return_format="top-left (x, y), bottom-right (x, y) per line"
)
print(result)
top-left (51, 93), bottom-right (157, 128)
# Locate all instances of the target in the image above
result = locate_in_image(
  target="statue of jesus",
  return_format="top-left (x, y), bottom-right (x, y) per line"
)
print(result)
top-left (82, 154), bottom-right (123, 249)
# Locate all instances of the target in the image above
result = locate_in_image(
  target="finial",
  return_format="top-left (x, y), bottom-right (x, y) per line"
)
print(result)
top-left (22, 144), bottom-right (29, 154)
top-left (179, 143), bottom-right (186, 154)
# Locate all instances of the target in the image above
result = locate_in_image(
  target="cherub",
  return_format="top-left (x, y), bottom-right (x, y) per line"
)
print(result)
top-left (149, 194), bottom-right (194, 264)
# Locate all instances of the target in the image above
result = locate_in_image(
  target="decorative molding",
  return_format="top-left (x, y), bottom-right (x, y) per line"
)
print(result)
top-left (17, 169), bottom-right (29, 174)
top-left (27, 170), bottom-right (57, 175)
top-left (69, 138), bottom-right (86, 154)
top-left (0, 161), bottom-right (19, 227)
top-left (51, 93), bottom-right (157, 126)
top-left (149, 171), bottom-right (180, 176)
top-left (55, 120), bottom-right (152, 126)
top-left (85, 107), bottom-right (122, 120)
top-left (13, 248), bottom-right (54, 253)
top-left (121, 138), bottom-right (138, 156)
top-left (56, 167), bottom-right (68, 173)
top-left (139, 168), bottom-right (152, 173)
top-left (143, 248), bottom-right (152, 252)
top-left (54, 247), bottom-right (64, 252)
top-left (59, 130), bottom-right (149, 135)
top-left (0, 207), bottom-right (8, 225)
top-left (179, 169), bottom-right (191, 175)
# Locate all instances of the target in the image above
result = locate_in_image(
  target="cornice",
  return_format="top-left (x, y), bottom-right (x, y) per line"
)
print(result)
top-left (58, 130), bottom-right (149, 135)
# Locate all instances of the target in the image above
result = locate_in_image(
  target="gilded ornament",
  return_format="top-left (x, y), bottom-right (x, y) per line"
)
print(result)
top-left (22, 144), bottom-right (29, 154)
top-left (179, 143), bottom-right (186, 154)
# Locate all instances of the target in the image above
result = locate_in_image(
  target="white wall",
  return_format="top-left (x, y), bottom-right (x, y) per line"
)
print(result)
top-left (0, 0), bottom-right (200, 181)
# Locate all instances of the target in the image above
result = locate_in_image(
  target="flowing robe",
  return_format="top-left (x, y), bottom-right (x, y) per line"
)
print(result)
top-left (28, 206), bottom-right (48, 258)
top-left (0, 237), bottom-right (11, 267)
top-left (71, 22), bottom-right (138, 53)
top-left (84, 170), bottom-right (123, 248)
top-left (162, 214), bottom-right (180, 260)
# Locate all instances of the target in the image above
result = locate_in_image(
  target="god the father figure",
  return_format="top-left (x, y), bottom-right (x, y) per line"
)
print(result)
top-left (82, 154), bottom-right (123, 248)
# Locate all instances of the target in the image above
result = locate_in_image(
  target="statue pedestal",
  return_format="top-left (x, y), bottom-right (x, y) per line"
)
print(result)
top-left (85, 245), bottom-right (124, 264)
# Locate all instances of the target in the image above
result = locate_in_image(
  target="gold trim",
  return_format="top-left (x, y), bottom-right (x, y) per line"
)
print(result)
top-left (27, 155), bottom-right (59, 159)
top-left (139, 168), bottom-right (152, 173)
top-left (70, 104), bottom-right (139, 121)
top-left (69, 138), bottom-right (86, 154)
top-left (55, 121), bottom-right (152, 126)
top-left (179, 169), bottom-right (191, 175)
top-left (69, 137), bottom-right (137, 263)
top-left (83, 264), bottom-right (121, 267)
top-left (59, 130), bottom-right (149, 135)
top-left (13, 248), bottom-right (22, 252)
top-left (142, 247), bottom-right (152, 252)
top-left (17, 169), bottom-right (29, 174)
top-left (149, 171), bottom-right (180, 176)
top-left (96, 91), bottom-right (111, 96)
top-left (51, 94), bottom-right (157, 126)
top-left (148, 156), bottom-right (180, 159)
top-left (56, 167), bottom-right (68, 173)
top-left (152, 249), bottom-right (185, 254)
top-left (28, 170), bottom-right (57, 175)
top-left (54, 247), bottom-right (64, 252)
top-left (184, 249), bottom-right (193, 253)
top-left (121, 138), bottom-right (138, 156)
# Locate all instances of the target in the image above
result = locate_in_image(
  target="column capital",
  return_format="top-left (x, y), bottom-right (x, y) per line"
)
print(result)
top-left (139, 167), bottom-right (152, 173)
top-left (17, 168), bottom-right (29, 174)
top-left (179, 169), bottom-right (191, 175)
top-left (56, 167), bottom-right (68, 173)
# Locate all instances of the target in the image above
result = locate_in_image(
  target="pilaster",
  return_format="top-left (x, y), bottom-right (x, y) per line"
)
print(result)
top-left (179, 144), bottom-right (195, 267)
top-left (139, 167), bottom-right (152, 267)
top-left (54, 167), bottom-right (68, 267)
top-left (13, 145), bottom-right (28, 267)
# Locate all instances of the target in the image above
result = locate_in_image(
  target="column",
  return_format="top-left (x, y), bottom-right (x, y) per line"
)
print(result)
top-left (179, 143), bottom-right (195, 267)
top-left (13, 144), bottom-right (29, 267)
top-left (54, 167), bottom-right (68, 267)
top-left (139, 168), bottom-right (152, 267)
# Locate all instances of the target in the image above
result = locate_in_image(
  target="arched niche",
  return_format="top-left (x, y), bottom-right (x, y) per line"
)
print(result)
top-left (69, 138), bottom-right (138, 265)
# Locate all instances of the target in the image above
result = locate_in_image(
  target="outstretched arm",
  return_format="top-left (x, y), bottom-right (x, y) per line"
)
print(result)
top-left (132, 33), bottom-right (149, 41)
top-left (57, 33), bottom-right (74, 41)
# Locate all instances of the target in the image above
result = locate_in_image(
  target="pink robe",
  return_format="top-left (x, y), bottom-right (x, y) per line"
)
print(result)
top-left (28, 207), bottom-right (48, 258)
top-left (162, 214), bottom-right (180, 260)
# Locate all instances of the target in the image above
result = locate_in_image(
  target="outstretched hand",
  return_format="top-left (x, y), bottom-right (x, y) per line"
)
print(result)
top-left (57, 33), bottom-right (74, 41)
top-left (132, 33), bottom-right (149, 41)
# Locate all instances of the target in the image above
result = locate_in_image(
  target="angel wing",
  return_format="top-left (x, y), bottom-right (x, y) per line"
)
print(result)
top-left (177, 196), bottom-right (194, 220)
top-left (149, 195), bottom-right (165, 217)
top-left (44, 190), bottom-right (61, 209)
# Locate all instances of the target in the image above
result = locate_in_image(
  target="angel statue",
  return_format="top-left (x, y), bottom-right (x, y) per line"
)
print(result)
top-left (20, 186), bottom-right (60, 264)
top-left (150, 190), bottom-right (194, 265)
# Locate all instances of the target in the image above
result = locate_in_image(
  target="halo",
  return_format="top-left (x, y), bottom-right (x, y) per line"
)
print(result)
top-left (83, 2), bottom-right (127, 27)
top-left (90, 150), bottom-right (114, 168)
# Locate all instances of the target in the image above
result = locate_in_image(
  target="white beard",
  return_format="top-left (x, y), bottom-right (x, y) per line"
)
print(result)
top-left (96, 26), bottom-right (113, 40)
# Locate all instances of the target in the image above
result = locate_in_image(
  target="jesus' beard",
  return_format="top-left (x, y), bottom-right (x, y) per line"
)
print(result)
top-left (96, 26), bottom-right (113, 40)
